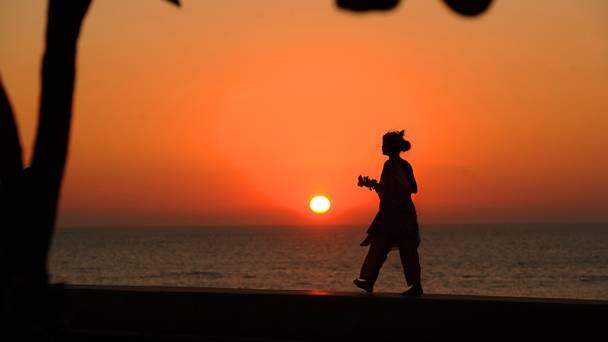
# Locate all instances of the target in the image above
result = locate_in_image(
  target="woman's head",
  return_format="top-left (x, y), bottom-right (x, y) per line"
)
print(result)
top-left (382, 130), bottom-right (411, 156)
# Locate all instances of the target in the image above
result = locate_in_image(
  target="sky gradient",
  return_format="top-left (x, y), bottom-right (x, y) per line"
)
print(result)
top-left (1, 0), bottom-right (607, 227)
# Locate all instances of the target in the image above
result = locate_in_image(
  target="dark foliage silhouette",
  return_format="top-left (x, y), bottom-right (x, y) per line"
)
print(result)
top-left (443, 0), bottom-right (493, 16)
top-left (337, 0), bottom-right (493, 16)
top-left (337, 0), bottom-right (401, 12)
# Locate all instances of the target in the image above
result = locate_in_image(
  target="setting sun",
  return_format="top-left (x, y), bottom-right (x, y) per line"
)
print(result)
top-left (309, 195), bottom-right (331, 214)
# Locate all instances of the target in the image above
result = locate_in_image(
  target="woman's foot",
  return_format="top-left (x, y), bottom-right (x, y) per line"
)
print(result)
top-left (353, 278), bottom-right (374, 293)
top-left (400, 283), bottom-right (423, 296)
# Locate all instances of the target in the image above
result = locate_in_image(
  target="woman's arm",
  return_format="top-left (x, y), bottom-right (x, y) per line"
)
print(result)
top-left (376, 160), bottom-right (412, 198)
top-left (403, 161), bottom-right (418, 194)
top-left (372, 162), bottom-right (387, 197)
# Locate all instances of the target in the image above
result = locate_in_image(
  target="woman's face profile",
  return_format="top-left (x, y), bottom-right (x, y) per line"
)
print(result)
top-left (382, 144), bottom-right (389, 156)
top-left (382, 143), bottom-right (396, 156)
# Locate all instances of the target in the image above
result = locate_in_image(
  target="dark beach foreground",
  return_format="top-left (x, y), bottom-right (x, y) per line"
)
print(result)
top-left (56, 285), bottom-right (607, 341)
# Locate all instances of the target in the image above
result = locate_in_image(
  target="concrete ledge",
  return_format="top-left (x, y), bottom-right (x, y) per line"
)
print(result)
top-left (60, 285), bottom-right (608, 341)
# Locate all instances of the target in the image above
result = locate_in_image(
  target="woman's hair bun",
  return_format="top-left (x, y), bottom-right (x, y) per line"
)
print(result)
top-left (401, 139), bottom-right (411, 152)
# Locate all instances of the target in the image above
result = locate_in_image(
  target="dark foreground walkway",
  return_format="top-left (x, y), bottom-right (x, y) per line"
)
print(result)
top-left (59, 285), bottom-right (607, 341)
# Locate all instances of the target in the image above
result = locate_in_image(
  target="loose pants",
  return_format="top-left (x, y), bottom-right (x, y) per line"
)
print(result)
top-left (359, 234), bottom-right (421, 286)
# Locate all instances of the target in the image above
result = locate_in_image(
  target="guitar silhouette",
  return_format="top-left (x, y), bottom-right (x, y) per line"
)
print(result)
top-left (357, 175), bottom-right (378, 191)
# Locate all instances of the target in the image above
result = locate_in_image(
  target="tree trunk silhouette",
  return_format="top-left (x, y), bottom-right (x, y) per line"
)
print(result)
top-left (0, 77), bottom-right (24, 297)
top-left (31, 0), bottom-right (91, 284)
top-left (1, 0), bottom-right (91, 337)
top-left (0, 79), bottom-right (22, 179)
top-left (1, 1), bottom-right (180, 337)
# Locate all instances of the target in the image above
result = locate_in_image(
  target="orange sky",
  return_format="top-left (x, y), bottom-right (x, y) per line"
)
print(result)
top-left (1, 0), bottom-right (607, 227)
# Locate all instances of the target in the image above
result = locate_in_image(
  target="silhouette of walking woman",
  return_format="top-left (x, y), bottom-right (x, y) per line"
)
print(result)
top-left (355, 130), bottom-right (422, 296)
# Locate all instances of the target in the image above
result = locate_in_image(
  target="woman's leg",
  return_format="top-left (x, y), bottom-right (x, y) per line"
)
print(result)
top-left (359, 235), bottom-right (394, 285)
top-left (398, 237), bottom-right (421, 286)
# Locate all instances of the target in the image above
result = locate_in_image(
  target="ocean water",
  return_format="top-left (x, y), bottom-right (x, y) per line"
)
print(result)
top-left (49, 224), bottom-right (608, 300)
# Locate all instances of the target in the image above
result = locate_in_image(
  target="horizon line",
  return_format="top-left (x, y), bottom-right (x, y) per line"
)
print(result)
top-left (56, 221), bottom-right (608, 229)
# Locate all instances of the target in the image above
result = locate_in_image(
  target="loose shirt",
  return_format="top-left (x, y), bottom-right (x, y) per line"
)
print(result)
top-left (366, 158), bottom-right (419, 241)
